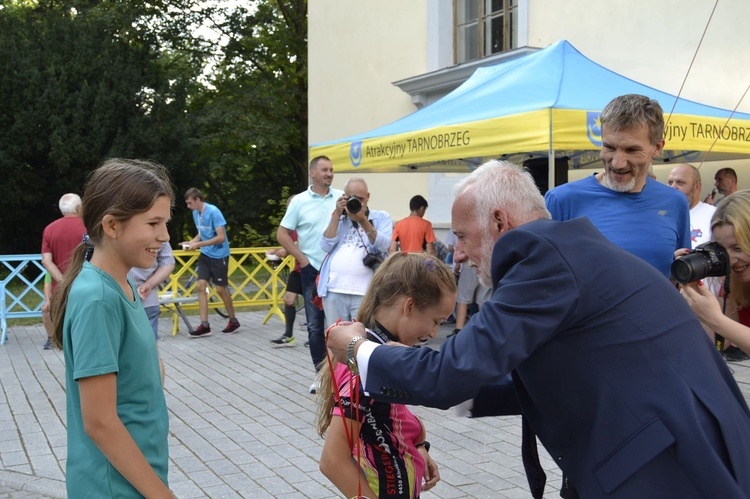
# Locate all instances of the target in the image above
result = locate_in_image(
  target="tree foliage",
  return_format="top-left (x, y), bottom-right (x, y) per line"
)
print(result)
top-left (0, 0), bottom-right (307, 253)
top-left (184, 0), bottom-right (308, 246)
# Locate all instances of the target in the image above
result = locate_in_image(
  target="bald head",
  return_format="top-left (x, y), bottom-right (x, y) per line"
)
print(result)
top-left (667, 164), bottom-right (701, 209)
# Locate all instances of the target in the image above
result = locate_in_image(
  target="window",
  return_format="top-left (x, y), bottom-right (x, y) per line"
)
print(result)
top-left (455, 0), bottom-right (518, 63)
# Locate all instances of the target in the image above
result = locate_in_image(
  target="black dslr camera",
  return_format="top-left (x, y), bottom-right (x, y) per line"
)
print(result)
top-left (346, 196), bottom-right (362, 214)
top-left (362, 251), bottom-right (384, 271)
top-left (670, 241), bottom-right (730, 285)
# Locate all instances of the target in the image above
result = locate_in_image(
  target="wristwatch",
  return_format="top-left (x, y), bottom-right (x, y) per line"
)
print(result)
top-left (416, 441), bottom-right (431, 452)
top-left (346, 335), bottom-right (366, 374)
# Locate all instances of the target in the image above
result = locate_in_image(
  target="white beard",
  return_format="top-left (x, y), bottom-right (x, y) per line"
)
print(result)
top-left (476, 235), bottom-right (495, 287)
top-left (602, 170), bottom-right (636, 193)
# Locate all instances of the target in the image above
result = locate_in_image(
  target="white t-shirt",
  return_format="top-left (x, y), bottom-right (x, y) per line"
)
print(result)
top-left (690, 201), bottom-right (716, 248)
top-left (327, 226), bottom-right (372, 295)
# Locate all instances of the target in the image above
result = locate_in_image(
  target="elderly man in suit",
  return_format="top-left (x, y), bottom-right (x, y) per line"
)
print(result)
top-left (326, 160), bottom-right (750, 498)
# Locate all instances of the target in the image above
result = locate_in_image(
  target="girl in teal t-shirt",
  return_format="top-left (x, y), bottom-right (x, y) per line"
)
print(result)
top-left (51, 159), bottom-right (174, 498)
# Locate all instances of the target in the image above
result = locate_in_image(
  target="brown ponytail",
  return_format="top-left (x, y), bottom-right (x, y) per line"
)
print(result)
top-left (49, 158), bottom-right (174, 349)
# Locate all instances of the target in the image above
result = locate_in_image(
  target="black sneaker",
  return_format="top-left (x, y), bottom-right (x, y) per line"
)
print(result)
top-left (271, 336), bottom-right (295, 347)
top-left (447, 328), bottom-right (460, 338)
top-left (723, 346), bottom-right (750, 362)
top-left (222, 320), bottom-right (240, 334)
top-left (189, 324), bottom-right (212, 338)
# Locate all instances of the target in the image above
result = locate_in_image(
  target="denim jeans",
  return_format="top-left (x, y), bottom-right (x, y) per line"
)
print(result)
top-left (144, 305), bottom-right (160, 340)
top-left (300, 264), bottom-right (326, 370)
top-left (323, 292), bottom-right (364, 324)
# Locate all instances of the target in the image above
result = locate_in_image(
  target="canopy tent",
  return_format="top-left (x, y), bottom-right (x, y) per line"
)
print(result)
top-left (310, 40), bottom-right (750, 178)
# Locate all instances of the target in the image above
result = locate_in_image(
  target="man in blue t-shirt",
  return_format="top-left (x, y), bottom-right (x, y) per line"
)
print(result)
top-left (545, 94), bottom-right (690, 278)
top-left (181, 188), bottom-right (239, 337)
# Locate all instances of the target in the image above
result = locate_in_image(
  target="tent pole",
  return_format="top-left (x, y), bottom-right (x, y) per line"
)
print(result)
top-left (548, 107), bottom-right (555, 190)
top-left (548, 148), bottom-right (555, 190)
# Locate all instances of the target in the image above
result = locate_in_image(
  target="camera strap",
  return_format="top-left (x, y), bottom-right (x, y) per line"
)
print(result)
top-left (354, 220), bottom-right (378, 256)
top-left (715, 277), bottom-right (730, 352)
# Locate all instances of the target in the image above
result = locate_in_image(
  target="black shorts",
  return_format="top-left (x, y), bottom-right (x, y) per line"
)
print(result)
top-left (196, 253), bottom-right (229, 287)
top-left (285, 270), bottom-right (302, 295)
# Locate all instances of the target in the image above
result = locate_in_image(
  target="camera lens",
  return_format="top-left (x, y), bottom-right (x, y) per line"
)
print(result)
top-left (346, 197), bottom-right (362, 214)
top-left (670, 257), bottom-right (708, 285)
top-left (669, 242), bottom-right (730, 284)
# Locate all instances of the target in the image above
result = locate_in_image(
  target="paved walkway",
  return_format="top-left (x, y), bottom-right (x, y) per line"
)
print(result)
top-left (1, 310), bottom-right (749, 498)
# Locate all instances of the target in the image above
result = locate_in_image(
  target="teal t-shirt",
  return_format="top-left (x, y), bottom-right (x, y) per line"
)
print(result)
top-left (63, 262), bottom-right (169, 497)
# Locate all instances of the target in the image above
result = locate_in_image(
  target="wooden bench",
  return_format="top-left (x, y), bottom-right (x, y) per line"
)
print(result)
top-left (158, 292), bottom-right (197, 336)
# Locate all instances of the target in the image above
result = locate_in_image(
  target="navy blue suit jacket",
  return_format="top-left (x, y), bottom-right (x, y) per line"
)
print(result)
top-left (365, 218), bottom-right (750, 497)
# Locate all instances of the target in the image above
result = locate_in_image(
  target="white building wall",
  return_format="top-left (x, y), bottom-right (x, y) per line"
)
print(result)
top-left (526, 0), bottom-right (750, 113)
top-left (308, 0), bottom-right (435, 226)
top-left (309, 1), bottom-right (750, 235)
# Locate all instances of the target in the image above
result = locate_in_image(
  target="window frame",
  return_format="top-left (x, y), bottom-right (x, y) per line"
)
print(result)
top-left (454, 0), bottom-right (518, 64)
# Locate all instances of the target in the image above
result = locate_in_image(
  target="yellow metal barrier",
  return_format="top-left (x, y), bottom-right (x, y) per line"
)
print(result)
top-left (159, 247), bottom-right (294, 335)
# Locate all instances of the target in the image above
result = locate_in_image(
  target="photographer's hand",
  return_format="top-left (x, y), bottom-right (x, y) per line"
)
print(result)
top-left (680, 281), bottom-right (724, 329)
top-left (349, 206), bottom-right (367, 224)
top-left (681, 281), bottom-right (750, 353)
top-left (674, 247), bottom-right (690, 259)
top-left (324, 199), bottom-right (347, 239)
top-left (334, 195), bottom-right (347, 216)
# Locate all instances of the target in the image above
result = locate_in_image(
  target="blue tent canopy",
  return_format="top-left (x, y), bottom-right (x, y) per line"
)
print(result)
top-left (311, 40), bottom-right (750, 173)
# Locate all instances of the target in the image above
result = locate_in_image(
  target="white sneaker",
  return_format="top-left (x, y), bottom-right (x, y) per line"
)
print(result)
top-left (309, 382), bottom-right (319, 394)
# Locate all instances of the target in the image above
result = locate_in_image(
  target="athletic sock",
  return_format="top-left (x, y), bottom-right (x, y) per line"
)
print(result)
top-left (284, 305), bottom-right (296, 337)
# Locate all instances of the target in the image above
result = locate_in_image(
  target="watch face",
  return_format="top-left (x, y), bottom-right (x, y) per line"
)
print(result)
top-left (347, 358), bottom-right (359, 375)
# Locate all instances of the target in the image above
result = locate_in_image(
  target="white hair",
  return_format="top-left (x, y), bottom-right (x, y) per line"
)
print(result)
top-left (344, 176), bottom-right (368, 191)
top-left (455, 160), bottom-right (550, 226)
top-left (58, 193), bottom-right (81, 215)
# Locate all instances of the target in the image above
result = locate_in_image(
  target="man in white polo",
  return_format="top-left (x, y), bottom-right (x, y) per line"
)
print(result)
top-left (277, 156), bottom-right (344, 391)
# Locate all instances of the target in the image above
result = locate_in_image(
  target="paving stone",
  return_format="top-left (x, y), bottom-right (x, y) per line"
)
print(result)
top-left (2, 310), bottom-right (749, 498)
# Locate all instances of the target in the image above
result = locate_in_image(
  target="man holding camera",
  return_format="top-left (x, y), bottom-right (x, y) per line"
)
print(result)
top-left (317, 177), bottom-right (392, 324)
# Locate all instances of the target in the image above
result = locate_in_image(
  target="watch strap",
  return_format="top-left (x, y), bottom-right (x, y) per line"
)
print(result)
top-left (416, 441), bottom-right (431, 452)
top-left (346, 335), bottom-right (366, 374)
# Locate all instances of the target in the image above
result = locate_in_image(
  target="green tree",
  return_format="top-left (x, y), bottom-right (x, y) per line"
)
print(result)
top-left (0, 0), bottom-right (308, 252)
top-left (184, 0), bottom-right (307, 246)
top-left (0, 1), bottom-right (199, 252)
